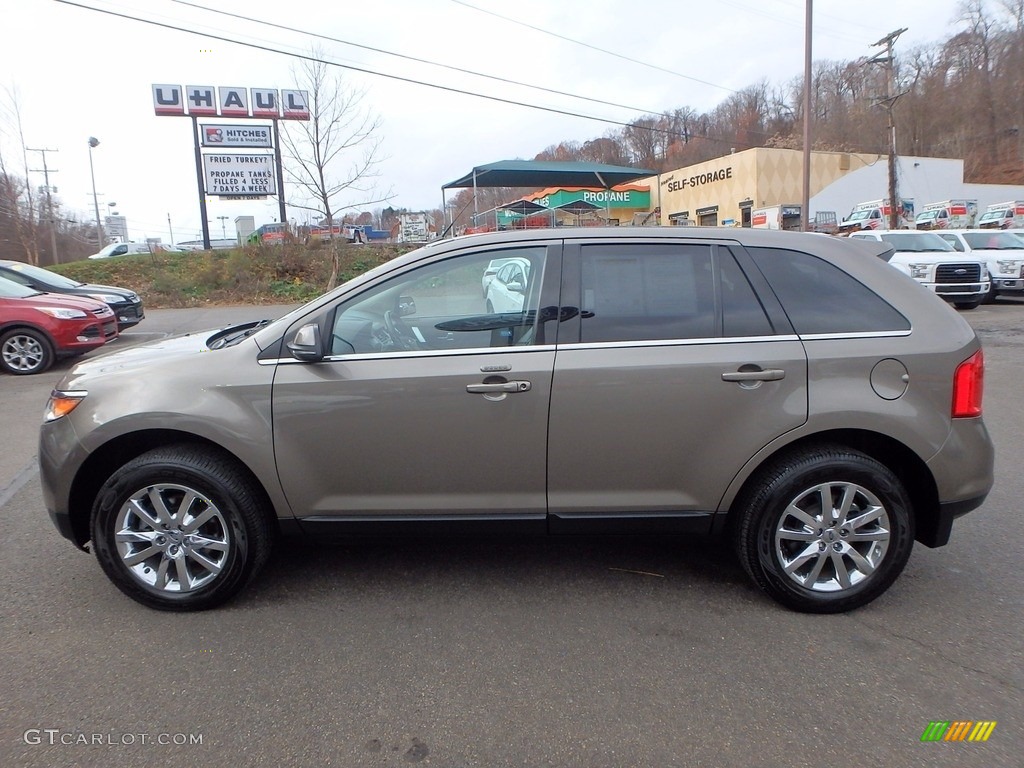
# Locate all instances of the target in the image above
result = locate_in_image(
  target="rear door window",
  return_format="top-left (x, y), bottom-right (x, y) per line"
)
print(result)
top-left (748, 246), bottom-right (910, 334)
top-left (574, 242), bottom-right (775, 343)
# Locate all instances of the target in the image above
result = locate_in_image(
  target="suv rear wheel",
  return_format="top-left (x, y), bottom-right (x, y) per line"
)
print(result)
top-left (735, 446), bottom-right (914, 613)
top-left (91, 446), bottom-right (274, 611)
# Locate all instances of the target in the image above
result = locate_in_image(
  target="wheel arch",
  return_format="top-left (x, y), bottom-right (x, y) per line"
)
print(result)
top-left (66, 429), bottom-right (279, 548)
top-left (0, 322), bottom-right (56, 348)
top-left (719, 429), bottom-right (941, 547)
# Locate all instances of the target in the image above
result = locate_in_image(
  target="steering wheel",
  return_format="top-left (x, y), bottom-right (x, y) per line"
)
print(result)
top-left (383, 310), bottom-right (421, 351)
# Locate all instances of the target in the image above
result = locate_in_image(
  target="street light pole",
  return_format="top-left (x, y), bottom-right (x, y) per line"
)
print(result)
top-left (87, 137), bottom-right (104, 247)
top-left (217, 215), bottom-right (228, 240)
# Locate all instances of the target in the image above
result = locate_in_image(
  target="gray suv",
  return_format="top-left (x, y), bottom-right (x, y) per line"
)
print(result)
top-left (39, 229), bottom-right (994, 613)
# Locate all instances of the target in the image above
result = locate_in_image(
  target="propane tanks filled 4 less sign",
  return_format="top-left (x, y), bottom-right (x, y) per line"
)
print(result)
top-left (203, 154), bottom-right (277, 196)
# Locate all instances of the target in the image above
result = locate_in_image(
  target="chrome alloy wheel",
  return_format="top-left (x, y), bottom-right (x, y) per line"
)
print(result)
top-left (2, 333), bottom-right (45, 372)
top-left (774, 482), bottom-right (891, 593)
top-left (114, 484), bottom-right (231, 593)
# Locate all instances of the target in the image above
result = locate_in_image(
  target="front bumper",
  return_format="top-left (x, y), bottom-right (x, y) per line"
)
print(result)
top-left (928, 281), bottom-right (989, 297)
top-left (993, 278), bottom-right (1024, 292)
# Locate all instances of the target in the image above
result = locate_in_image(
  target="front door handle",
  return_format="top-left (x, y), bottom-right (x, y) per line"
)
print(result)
top-left (721, 368), bottom-right (785, 382)
top-left (466, 380), bottom-right (532, 394)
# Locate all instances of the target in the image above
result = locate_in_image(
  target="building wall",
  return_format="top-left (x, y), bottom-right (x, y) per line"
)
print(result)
top-left (645, 148), bottom-right (879, 225)
top-left (644, 148), bottom-right (1024, 226)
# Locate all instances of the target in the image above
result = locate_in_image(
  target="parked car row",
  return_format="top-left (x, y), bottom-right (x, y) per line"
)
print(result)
top-left (0, 261), bottom-right (144, 375)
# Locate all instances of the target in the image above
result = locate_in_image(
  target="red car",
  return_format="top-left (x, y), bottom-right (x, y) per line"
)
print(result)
top-left (0, 277), bottom-right (118, 375)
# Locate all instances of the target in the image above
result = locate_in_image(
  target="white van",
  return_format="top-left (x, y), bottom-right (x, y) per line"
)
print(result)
top-left (934, 229), bottom-right (1024, 301)
top-left (88, 242), bottom-right (157, 260)
top-left (849, 230), bottom-right (989, 309)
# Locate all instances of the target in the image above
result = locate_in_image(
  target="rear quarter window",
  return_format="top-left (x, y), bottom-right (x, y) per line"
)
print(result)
top-left (748, 246), bottom-right (910, 335)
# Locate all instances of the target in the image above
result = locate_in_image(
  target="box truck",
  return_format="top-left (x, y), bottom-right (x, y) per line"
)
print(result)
top-left (838, 199), bottom-right (915, 232)
top-left (977, 201), bottom-right (1024, 229)
top-left (751, 204), bottom-right (802, 230)
top-left (915, 200), bottom-right (978, 230)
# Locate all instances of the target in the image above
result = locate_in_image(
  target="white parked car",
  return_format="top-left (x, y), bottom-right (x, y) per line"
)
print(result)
top-left (849, 230), bottom-right (989, 310)
top-left (933, 229), bottom-right (1024, 302)
top-left (485, 258), bottom-right (531, 314)
top-left (482, 255), bottom-right (540, 298)
top-left (88, 242), bottom-right (157, 260)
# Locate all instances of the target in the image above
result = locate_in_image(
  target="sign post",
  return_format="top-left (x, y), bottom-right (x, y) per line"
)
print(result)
top-left (152, 84), bottom-right (307, 249)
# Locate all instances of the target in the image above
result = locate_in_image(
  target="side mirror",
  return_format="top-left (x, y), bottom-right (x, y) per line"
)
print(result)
top-left (287, 323), bottom-right (323, 362)
top-left (506, 280), bottom-right (524, 293)
top-left (398, 295), bottom-right (416, 317)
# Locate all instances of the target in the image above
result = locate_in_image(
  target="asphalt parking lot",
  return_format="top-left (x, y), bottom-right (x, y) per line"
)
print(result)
top-left (1, 300), bottom-right (1021, 767)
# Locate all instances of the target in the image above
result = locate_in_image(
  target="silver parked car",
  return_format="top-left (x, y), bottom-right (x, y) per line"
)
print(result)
top-left (39, 228), bottom-right (994, 613)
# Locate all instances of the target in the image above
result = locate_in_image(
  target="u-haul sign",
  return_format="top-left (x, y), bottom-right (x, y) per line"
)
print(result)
top-left (203, 154), bottom-right (277, 196)
top-left (201, 124), bottom-right (273, 148)
top-left (152, 85), bottom-right (309, 120)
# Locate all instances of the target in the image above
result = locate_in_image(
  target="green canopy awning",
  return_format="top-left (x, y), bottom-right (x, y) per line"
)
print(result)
top-left (443, 160), bottom-right (655, 190)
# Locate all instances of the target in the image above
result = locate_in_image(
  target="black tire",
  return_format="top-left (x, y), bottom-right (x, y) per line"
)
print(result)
top-left (91, 445), bottom-right (274, 611)
top-left (734, 445), bottom-right (914, 613)
top-left (954, 299), bottom-right (981, 310)
top-left (0, 327), bottom-right (54, 375)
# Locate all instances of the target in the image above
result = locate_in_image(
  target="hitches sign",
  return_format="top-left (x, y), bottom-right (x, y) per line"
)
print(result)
top-left (152, 85), bottom-right (310, 120)
top-left (201, 124), bottom-right (273, 148)
top-left (204, 154), bottom-right (277, 196)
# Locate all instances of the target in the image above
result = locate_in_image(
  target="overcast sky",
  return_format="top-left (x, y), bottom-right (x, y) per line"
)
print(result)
top-left (1, 0), bottom-right (982, 246)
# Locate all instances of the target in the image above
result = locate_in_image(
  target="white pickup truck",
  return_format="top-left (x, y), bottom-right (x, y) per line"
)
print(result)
top-left (933, 229), bottom-right (1024, 302)
top-left (849, 230), bottom-right (990, 310)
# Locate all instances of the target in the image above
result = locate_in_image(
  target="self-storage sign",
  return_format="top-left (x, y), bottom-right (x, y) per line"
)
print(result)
top-left (203, 154), bottom-right (277, 196)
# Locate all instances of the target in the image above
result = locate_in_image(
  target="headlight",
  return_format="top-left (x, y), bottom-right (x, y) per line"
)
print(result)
top-left (44, 390), bottom-right (88, 422)
top-left (996, 260), bottom-right (1022, 274)
top-left (88, 293), bottom-right (123, 304)
top-left (909, 264), bottom-right (932, 279)
top-left (33, 307), bottom-right (87, 319)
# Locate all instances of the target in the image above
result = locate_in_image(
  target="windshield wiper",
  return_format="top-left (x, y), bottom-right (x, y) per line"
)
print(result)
top-left (208, 319), bottom-right (272, 349)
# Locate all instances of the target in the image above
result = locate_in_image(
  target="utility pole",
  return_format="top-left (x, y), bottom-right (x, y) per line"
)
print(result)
top-left (167, 213), bottom-right (175, 247)
top-left (800, 0), bottom-right (813, 231)
top-left (217, 215), bottom-right (229, 240)
top-left (869, 28), bottom-right (908, 230)
top-left (27, 147), bottom-right (59, 264)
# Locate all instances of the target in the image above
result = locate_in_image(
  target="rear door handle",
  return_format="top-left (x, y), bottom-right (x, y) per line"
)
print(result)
top-left (721, 369), bottom-right (785, 382)
top-left (466, 381), bottom-right (532, 394)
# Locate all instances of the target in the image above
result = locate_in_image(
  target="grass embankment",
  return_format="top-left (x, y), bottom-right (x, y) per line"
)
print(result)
top-left (52, 241), bottom-right (418, 308)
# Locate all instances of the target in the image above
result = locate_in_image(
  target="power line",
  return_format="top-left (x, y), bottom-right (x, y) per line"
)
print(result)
top-left (450, 0), bottom-right (739, 93)
top-left (171, 0), bottom-right (673, 118)
top-left (55, 1), bottom-right (783, 149)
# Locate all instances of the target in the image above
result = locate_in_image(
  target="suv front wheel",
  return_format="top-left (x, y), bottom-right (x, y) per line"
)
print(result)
top-left (91, 446), bottom-right (274, 611)
top-left (735, 446), bottom-right (914, 613)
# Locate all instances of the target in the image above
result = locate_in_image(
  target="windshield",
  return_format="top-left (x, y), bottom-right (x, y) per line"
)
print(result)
top-left (5, 262), bottom-right (82, 289)
top-left (0, 276), bottom-right (40, 298)
top-left (916, 210), bottom-right (939, 221)
top-left (879, 233), bottom-right (954, 252)
top-left (978, 211), bottom-right (1004, 222)
top-left (846, 210), bottom-right (872, 221)
top-left (963, 232), bottom-right (1024, 250)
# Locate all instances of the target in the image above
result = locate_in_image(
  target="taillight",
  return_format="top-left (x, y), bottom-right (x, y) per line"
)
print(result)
top-left (952, 350), bottom-right (984, 418)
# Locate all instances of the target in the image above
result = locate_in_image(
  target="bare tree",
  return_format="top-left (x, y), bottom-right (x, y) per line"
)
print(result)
top-left (0, 85), bottom-right (41, 265)
top-left (280, 51), bottom-right (391, 288)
